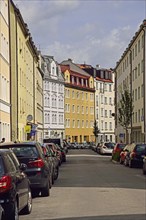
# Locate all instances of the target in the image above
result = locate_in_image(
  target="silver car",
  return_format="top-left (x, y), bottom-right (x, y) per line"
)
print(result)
top-left (100, 142), bottom-right (115, 155)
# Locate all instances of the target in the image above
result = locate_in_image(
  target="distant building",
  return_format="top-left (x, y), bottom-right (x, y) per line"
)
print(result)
top-left (79, 64), bottom-right (115, 143)
top-left (41, 55), bottom-right (65, 140)
top-left (60, 59), bottom-right (95, 143)
top-left (0, 0), bottom-right (10, 141)
top-left (115, 19), bottom-right (146, 143)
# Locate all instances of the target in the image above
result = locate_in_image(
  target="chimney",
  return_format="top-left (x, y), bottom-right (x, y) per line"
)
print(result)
top-left (96, 64), bottom-right (100, 70)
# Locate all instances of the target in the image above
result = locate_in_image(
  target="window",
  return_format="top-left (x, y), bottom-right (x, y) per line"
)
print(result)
top-left (72, 105), bottom-right (75, 113)
top-left (77, 120), bottom-right (80, 128)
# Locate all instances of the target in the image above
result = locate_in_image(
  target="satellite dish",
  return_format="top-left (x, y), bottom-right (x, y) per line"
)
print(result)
top-left (27, 114), bottom-right (33, 121)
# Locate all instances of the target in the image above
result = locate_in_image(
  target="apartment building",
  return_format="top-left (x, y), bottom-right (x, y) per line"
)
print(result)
top-left (9, 1), bottom-right (43, 141)
top-left (42, 55), bottom-right (65, 140)
top-left (0, 0), bottom-right (10, 141)
top-left (79, 64), bottom-right (115, 143)
top-left (60, 59), bottom-right (95, 143)
top-left (115, 19), bottom-right (146, 143)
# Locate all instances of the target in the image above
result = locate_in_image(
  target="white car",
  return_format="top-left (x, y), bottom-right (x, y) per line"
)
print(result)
top-left (100, 142), bottom-right (115, 155)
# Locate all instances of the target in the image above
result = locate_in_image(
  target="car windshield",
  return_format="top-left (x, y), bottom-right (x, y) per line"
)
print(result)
top-left (11, 145), bottom-right (38, 158)
top-left (118, 144), bottom-right (126, 149)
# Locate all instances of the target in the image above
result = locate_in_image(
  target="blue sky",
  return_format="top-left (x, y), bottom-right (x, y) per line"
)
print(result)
top-left (13, 0), bottom-right (145, 68)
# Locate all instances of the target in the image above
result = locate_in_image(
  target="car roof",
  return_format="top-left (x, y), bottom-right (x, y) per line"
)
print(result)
top-left (0, 141), bottom-right (39, 147)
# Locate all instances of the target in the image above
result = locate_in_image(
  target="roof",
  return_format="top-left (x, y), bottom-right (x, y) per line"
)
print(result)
top-left (61, 59), bottom-right (91, 77)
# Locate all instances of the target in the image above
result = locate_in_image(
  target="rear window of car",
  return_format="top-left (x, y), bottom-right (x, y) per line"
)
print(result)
top-left (135, 144), bottom-right (146, 153)
top-left (11, 145), bottom-right (38, 158)
top-left (0, 157), bottom-right (4, 176)
top-left (105, 143), bottom-right (115, 148)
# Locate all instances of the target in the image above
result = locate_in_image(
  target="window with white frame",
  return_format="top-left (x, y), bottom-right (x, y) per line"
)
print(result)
top-left (109, 122), bottom-right (112, 130)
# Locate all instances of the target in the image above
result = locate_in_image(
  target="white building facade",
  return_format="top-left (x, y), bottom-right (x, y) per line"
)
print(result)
top-left (95, 69), bottom-right (115, 143)
top-left (42, 56), bottom-right (65, 140)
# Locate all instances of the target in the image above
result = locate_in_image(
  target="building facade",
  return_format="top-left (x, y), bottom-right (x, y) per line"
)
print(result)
top-left (0, 0), bottom-right (10, 141)
top-left (79, 64), bottom-right (115, 143)
top-left (42, 55), bottom-right (65, 140)
top-left (60, 59), bottom-right (95, 143)
top-left (115, 19), bottom-right (146, 143)
top-left (9, 1), bottom-right (43, 141)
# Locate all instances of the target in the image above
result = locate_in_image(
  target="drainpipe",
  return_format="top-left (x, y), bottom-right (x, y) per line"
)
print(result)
top-left (143, 28), bottom-right (146, 142)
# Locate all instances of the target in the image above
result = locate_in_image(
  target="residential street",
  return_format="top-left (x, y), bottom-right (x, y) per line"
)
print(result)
top-left (20, 149), bottom-right (146, 220)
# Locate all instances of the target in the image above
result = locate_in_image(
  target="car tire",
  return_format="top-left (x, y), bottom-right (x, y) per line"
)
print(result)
top-left (129, 160), bottom-right (134, 168)
top-left (119, 157), bottom-right (123, 164)
top-left (9, 200), bottom-right (19, 220)
top-left (54, 167), bottom-right (59, 180)
top-left (21, 187), bottom-right (32, 214)
top-left (41, 179), bottom-right (50, 197)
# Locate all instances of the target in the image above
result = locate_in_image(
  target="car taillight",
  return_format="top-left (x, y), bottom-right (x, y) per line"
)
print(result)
top-left (0, 175), bottom-right (12, 193)
top-left (28, 159), bottom-right (45, 168)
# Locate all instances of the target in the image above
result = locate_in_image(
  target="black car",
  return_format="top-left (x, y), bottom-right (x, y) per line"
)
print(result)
top-left (128, 143), bottom-right (146, 168)
top-left (0, 149), bottom-right (32, 220)
top-left (0, 141), bottom-right (51, 197)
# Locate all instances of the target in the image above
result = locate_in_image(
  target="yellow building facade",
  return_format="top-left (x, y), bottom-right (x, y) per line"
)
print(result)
top-left (60, 61), bottom-right (95, 143)
top-left (0, 0), bottom-right (10, 141)
top-left (9, 1), bottom-right (43, 141)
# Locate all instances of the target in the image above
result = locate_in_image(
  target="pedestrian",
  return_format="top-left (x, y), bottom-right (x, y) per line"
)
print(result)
top-left (0, 137), bottom-right (5, 143)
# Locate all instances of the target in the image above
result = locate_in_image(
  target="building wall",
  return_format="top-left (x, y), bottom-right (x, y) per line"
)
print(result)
top-left (43, 56), bottom-right (65, 140)
top-left (95, 77), bottom-right (115, 143)
top-left (115, 20), bottom-right (146, 143)
top-left (63, 68), bottom-right (95, 143)
top-left (0, 0), bottom-right (10, 141)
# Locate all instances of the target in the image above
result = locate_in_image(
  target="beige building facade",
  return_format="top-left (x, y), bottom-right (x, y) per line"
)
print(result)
top-left (115, 19), bottom-right (146, 143)
top-left (0, 0), bottom-right (10, 141)
top-left (9, 1), bottom-right (43, 141)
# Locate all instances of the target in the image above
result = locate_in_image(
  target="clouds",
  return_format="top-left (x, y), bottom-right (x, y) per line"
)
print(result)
top-left (13, 0), bottom-right (145, 68)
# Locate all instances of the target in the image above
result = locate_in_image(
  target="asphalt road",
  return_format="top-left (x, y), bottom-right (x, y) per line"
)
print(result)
top-left (20, 149), bottom-right (146, 220)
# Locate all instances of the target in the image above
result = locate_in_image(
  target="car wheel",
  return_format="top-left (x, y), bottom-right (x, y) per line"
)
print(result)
top-left (31, 190), bottom-right (40, 198)
top-left (124, 159), bottom-right (128, 166)
top-left (54, 167), bottom-right (59, 180)
top-left (119, 157), bottom-right (123, 164)
top-left (21, 187), bottom-right (32, 214)
top-left (41, 179), bottom-right (50, 197)
top-left (129, 160), bottom-right (134, 168)
top-left (6, 200), bottom-right (19, 220)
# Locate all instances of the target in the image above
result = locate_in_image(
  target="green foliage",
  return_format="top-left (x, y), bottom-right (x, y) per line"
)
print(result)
top-left (118, 88), bottom-right (134, 129)
top-left (93, 120), bottom-right (100, 137)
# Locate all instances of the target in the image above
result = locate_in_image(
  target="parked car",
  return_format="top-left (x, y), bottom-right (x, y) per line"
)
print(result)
top-left (0, 141), bottom-right (51, 197)
top-left (0, 205), bottom-right (4, 220)
top-left (128, 143), bottom-right (146, 168)
top-left (99, 142), bottom-right (115, 155)
top-left (112, 143), bottom-right (126, 161)
top-left (0, 149), bottom-right (32, 220)
top-left (44, 143), bottom-right (60, 178)
top-left (41, 145), bottom-right (55, 187)
top-left (142, 156), bottom-right (146, 175)
top-left (119, 143), bottom-right (135, 164)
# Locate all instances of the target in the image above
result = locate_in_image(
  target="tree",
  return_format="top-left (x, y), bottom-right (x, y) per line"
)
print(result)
top-left (93, 120), bottom-right (100, 144)
top-left (118, 88), bottom-right (134, 143)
